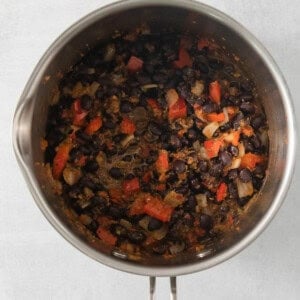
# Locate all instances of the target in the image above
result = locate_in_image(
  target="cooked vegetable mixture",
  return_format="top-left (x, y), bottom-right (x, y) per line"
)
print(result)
top-left (43, 28), bottom-right (268, 259)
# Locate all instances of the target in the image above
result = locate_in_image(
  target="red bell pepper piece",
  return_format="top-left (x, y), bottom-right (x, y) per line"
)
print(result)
top-left (168, 97), bottom-right (187, 121)
top-left (96, 227), bottom-right (117, 246)
top-left (52, 142), bottom-right (71, 179)
top-left (240, 153), bottom-right (264, 170)
top-left (216, 182), bottom-right (227, 202)
top-left (206, 112), bottom-right (225, 122)
top-left (209, 81), bottom-right (221, 104)
top-left (197, 38), bottom-right (210, 50)
top-left (122, 177), bottom-right (140, 195)
top-left (173, 48), bottom-right (192, 69)
top-left (85, 116), bottom-right (102, 135)
top-left (129, 194), bottom-right (149, 216)
top-left (204, 139), bottom-right (223, 159)
top-left (144, 197), bottom-right (173, 222)
top-left (120, 117), bottom-right (136, 134)
top-left (127, 56), bottom-right (143, 73)
top-left (155, 150), bottom-right (169, 173)
top-left (72, 99), bottom-right (88, 126)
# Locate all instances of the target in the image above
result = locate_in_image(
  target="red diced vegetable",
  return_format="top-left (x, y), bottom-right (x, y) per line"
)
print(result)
top-left (216, 182), bottom-right (227, 202)
top-left (109, 188), bottom-right (123, 204)
top-left (155, 150), bottom-right (169, 173)
top-left (204, 139), bottom-right (223, 159)
top-left (206, 112), bottom-right (225, 122)
top-left (142, 171), bottom-right (152, 183)
top-left (232, 131), bottom-right (240, 146)
top-left (129, 194), bottom-right (149, 216)
top-left (72, 99), bottom-right (88, 126)
top-left (242, 125), bottom-right (254, 137)
top-left (144, 197), bottom-right (173, 222)
top-left (197, 38), bottom-right (210, 50)
top-left (209, 81), bottom-right (221, 104)
top-left (120, 117), bottom-right (136, 134)
top-left (168, 97), bottom-right (187, 121)
top-left (147, 98), bottom-right (162, 117)
top-left (85, 116), bottom-right (102, 135)
top-left (52, 142), bottom-right (71, 179)
top-left (173, 48), bottom-right (192, 69)
top-left (127, 56), bottom-right (143, 73)
top-left (122, 177), bottom-right (140, 195)
top-left (240, 153), bottom-right (264, 170)
top-left (96, 227), bottom-right (117, 246)
top-left (74, 155), bottom-right (86, 167)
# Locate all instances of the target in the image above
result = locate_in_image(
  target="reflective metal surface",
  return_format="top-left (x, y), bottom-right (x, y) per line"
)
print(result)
top-left (13, 0), bottom-right (296, 277)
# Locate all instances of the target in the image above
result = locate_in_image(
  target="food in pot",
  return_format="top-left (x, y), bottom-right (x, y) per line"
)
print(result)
top-left (42, 28), bottom-right (268, 259)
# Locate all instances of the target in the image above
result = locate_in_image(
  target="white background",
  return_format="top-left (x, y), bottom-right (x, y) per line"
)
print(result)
top-left (1, 0), bottom-right (300, 299)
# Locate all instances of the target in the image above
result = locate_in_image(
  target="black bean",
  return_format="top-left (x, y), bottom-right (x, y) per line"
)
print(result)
top-left (181, 136), bottom-right (190, 147)
top-left (128, 231), bottom-right (146, 244)
top-left (228, 169), bottom-right (238, 180)
top-left (240, 102), bottom-right (255, 114)
top-left (228, 182), bottom-right (238, 199)
top-left (109, 206), bottom-right (124, 219)
top-left (232, 112), bottom-right (244, 129)
top-left (169, 135), bottom-right (182, 150)
top-left (198, 160), bottom-right (208, 172)
top-left (173, 160), bottom-right (186, 173)
top-left (184, 195), bottom-right (197, 211)
top-left (239, 168), bottom-right (252, 182)
top-left (209, 163), bottom-right (223, 177)
top-left (197, 62), bottom-right (209, 73)
top-left (251, 114), bottom-right (265, 130)
top-left (136, 73), bottom-right (151, 85)
top-left (253, 165), bottom-right (265, 178)
top-left (175, 182), bottom-right (189, 194)
top-left (189, 177), bottom-right (202, 192)
top-left (81, 94), bottom-right (92, 110)
top-left (76, 129), bottom-right (92, 143)
top-left (110, 224), bottom-right (127, 237)
top-left (250, 135), bottom-right (261, 149)
top-left (241, 94), bottom-right (254, 102)
top-left (186, 128), bottom-right (198, 141)
top-left (166, 171), bottom-right (178, 186)
top-left (148, 121), bottom-right (162, 136)
top-left (228, 145), bottom-right (239, 157)
top-left (120, 100), bottom-right (133, 113)
top-left (152, 243), bottom-right (168, 255)
top-left (219, 151), bottom-right (232, 166)
top-left (220, 204), bottom-right (230, 213)
top-left (209, 58), bottom-right (224, 70)
top-left (87, 220), bottom-right (98, 232)
top-left (113, 133), bottom-right (126, 143)
top-left (241, 81), bottom-right (252, 92)
top-left (84, 160), bottom-right (99, 172)
top-left (122, 155), bottom-right (133, 162)
top-left (103, 119), bottom-right (116, 129)
top-left (144, 63), bottom-right (155, 75)
top-left (199, 214), bottom-right (213, 231)
top-left (44, 146), bottom-right (56, 163)
top-left (126, 173), bottom-right (135, 180)
top-left (253, 177), bottom-right (263, 190)
top-left (203, 102), bottom-right (218, 113)
top-left (148, 218), bottom-right (163, 231)
top-left (219, 123), bottom-right (231, 132)
top-left (109, 167), bottom-right (123, 179)
top-left (244, 139), bottom-right (254, 153)
top-left (224, 63), bottom-right (234, 74)
top-left (237, 196), bottom-right (251, 207)
top-left (46, 129), bottom-right (65, 147)
top-left (90, 195), bottom-right (106, 208)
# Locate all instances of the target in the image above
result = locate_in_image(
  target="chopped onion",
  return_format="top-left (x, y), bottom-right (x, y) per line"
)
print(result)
top-left (166, 88), bottom-right (179, 107)
top-left (193, 140), bottom-right (201, 151)
top-left (88, 82), bottom-right (100, 97)
top-left (121, 134), bottom-right (134, 147)
top-left (103, 43), bottom-right (116, 62)
top-left (199, 146), bottom-right (209, 160)
top-left (138, 216), bottom-right (150, 230)
top-left (195, 194), bottom-right (207, 207)
top-left (63, 167), bottom-right (82, 185)
top-left (191, 80), bottom-right (204, 96)
top-left (151, 225), bottom-right (168, 240)
top-left (259, 129), bottom-right (269, 147)
top-left (202, 121), bottom-right (220, 139)
top-left (141, 84), bottom-right (158, 91)
top-left (164, 191), bottom-right (184, 208)
top-left (238, 142), bottom-right (245, 157)
top-left (120, 219), bottom-right (133, 229)
top-left (220, 107), bottom-right (229, 125)
top-left (229, 158), bottom-right (241, 169)
top-left (236, 178), bottom-right (254, 198)
top-left (169, 241), bottom-right (185, 255)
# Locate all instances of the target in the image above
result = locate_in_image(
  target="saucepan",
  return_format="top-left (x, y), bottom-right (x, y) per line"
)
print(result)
top-left (12, 0), bottom-right (296, 298)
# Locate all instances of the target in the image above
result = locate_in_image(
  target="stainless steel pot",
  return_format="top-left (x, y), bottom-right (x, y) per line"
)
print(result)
top-left (13, 0), bottom-right (296, 298)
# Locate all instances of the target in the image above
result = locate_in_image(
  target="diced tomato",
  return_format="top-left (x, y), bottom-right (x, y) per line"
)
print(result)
top-left (74, 155), bottom-right (86, 167)
top-left (242, 125), bottom-right (254, 137)
top-left (96, 227), bottom-right (117, 246)
top-left (240, 153), bottom-right (264, 170)
top-left (226, 106), bottom-right (237, 118)
top-left (204, 139), bottom-right (223, 159)
top-left (129, 194), bottom-right (148, 216)
top-left (52, 142), bottom-right (71, 179)
top-left (120, 117), bottom-right (136, 134)
top-left (216, 182), bottom-right (227, 202)
top-left (209, 81), bottom-right (221, 104)
top-left (122, 177), bottom-right (140, 195)
top-left (173, 48), bottom-right (193, 69)
top-left (144, 197), bottom-right (173, 222)
top-left (127, 56), bottom-right (143, 73)
top-left (147, 98), bottom-right (162, 117)
top-left (72, 99), bottom-right (88, 126)
top-left (85, 116), bottom-right (102, 135)
top-left (206, 112), bottom-right (225, 122)
top-left (142, 171), bottom-right (152, 183)
top-left (197, 38), bottom-right (210, 50)
top-left (168, 97), bottom-right (187, 121)
top-left (227, 213), bottom-right (234, 226)
top-left (232, 131), bottom-right (241, 146)
top-left (155, 183), bottom-right (166, 191)
top-left (155, 150), bottom-right (169, 173)
top-left (109, 188), bottom-right (123, 203)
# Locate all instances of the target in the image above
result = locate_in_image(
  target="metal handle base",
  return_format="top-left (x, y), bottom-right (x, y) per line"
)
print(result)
top-left (149, 276), bottom-right (177, 300)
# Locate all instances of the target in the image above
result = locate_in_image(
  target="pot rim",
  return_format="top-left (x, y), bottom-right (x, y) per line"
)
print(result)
top-left (13, 0), bottom-right (297, 277)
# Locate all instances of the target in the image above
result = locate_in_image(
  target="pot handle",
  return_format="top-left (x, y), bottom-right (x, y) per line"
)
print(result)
top-left (149, 276), bottom-right (177, 300)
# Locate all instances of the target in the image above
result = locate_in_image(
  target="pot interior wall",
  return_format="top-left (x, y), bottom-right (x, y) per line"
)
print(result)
top-left (28, 5), bottom-right (288, 266)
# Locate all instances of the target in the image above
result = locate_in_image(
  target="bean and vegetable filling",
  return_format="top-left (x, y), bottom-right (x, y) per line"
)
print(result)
top-left (43, 29), bottom-right (268, 258)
